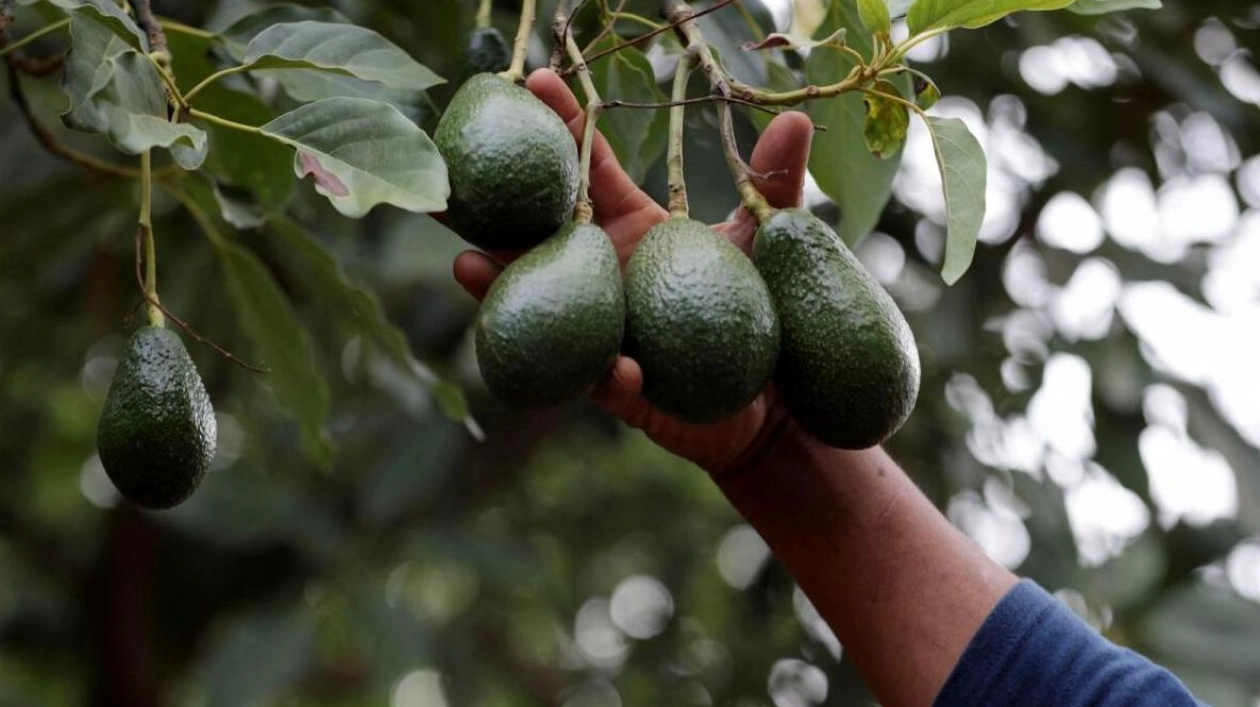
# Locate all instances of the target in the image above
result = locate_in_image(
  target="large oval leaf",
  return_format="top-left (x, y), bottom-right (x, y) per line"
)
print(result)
top-left (257, 97), bottom-right (449, 218)
top-left (218, 3), bottom-right (351, 59)
top-left (241, 21), bottom-right (444, 92)
top-left (584, 37), bottom-right (669, 184)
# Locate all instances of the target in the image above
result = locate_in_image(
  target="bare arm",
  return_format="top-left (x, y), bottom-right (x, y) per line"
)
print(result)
top-left (721, 420), bottom-right (1017, 706)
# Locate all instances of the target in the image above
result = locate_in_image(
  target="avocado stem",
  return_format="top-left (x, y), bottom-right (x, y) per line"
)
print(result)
top-left (666, 52), bottom-right (695, 219)
top-left (562, 17), bottom-right (600, 224)
top-left (138, 150), bottom-right (164, 328)
top-left (664, 0), bottom-right (774, 223)
top-left (502, 0), bottom-right (537, 83)
top-left (475, 0), bottom-right (493, 30)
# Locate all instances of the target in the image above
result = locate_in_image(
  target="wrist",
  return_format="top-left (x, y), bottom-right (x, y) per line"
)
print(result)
top-left (708, 403), bottom-right (800, 482)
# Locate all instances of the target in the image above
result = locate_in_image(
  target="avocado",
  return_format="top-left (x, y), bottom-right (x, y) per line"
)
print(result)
top-left (624, 218), bottom-right (779, 423)
top-left (97, 327), bottom-right (216, 509)
top-left (753, 209), bottom-right (920, 449)
top-left (435, 73), bottom-right (579, 251)
top-left (475, 221), bottom-right (624, 406)
top-left (464, 27), bottom-right (511, 76)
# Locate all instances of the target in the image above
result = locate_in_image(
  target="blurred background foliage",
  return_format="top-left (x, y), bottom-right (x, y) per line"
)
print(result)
top-left (1, 0), bottom-right (1259, 705)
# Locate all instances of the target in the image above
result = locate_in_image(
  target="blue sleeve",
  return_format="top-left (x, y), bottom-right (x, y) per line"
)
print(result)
top-left (934, 580), bottom-right (1203, 707)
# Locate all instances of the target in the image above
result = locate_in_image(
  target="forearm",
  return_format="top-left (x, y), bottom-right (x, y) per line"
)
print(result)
top-left (717, 422), bottom-right (1017, 707)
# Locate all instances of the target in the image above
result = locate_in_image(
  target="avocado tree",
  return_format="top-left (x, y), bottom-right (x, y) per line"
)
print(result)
top-left (2, 0), bottom-right (1259, 705)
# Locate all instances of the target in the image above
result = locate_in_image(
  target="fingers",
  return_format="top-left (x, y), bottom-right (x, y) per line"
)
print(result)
top-left (590, 357), bottom-right (654, 429)
top-left (525, 69), bottom-right (667, 231)
top-left (724, 111), bottom-right (816, 251)
top-left (749, 111), bottom-right (815, 209)
top-left (452, 250), bottom-right (502, 301)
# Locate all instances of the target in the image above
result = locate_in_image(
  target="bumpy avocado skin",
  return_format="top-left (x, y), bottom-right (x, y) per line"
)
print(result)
top-left (97, 327), bottom-right (217, 509)
top-left (435, 73), bottom-right (579, 251)
top-left (753, 209), bottom-right (920, 449)
top-left (624, 218), bottom-right (779, 423)
top-left (464, 27), bottom-right (511, 75)
top-left (475, 222), bottom-right (625, 407)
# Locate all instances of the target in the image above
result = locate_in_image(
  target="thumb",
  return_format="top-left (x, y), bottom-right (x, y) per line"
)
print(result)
top-left (726, 111), bottom-right (815, 249)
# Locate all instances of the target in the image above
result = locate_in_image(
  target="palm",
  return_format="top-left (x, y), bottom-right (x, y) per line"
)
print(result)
top-left (453, 69), bottom-right (814, 475)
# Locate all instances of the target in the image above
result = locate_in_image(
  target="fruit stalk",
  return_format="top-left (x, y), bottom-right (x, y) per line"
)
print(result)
top-left (139, 150), bottom-right (164, 328)
top-left (475, 0), bottom-right (493, 30)
top-left (664, 0), bottom-right (772, 222)
top-left (503, 0), bottom-right (537, 83)
top-left (563, 21), bottom-right (600, 224)
top-left (666, 51), bottom-right (694, 218)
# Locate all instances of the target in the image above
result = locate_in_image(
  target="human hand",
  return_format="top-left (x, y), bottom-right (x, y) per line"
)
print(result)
top-left (452, 68), bottom-right (814, 476)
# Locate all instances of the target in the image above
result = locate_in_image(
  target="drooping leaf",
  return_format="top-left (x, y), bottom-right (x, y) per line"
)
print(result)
top-left (175, 179), bottom-right (334, 467)
top-left (912, 70), bottom-right (943, 110)
top-left (907, 0), bottom-right (1075, 34)
top-left (925, 116), bottom-right (986, 284)
top-left (583, 38), bottom-right (669, 184)
top-left (262, 217), bottom-right (477, 431)
top-left (743, 28), bottom-right (847, 52)
top-left (856, 0), bottom-right (893, 35)
top-left (239, 21), bottom-right (444, 92)
top-left (18, 0), bottom-right (145, 50)
top-left (863, 80), bottom-right (909, 158)
top-left (60, 13), bottom-right (129, 133)
top-left (92, 51), bottom-right (208, 169)
top-left (806, 0), bottom-right (903, 245)
top-left (257, 97), bottom-right (449, 218)
top-left (1068, 0), bottom-right (1161, 14)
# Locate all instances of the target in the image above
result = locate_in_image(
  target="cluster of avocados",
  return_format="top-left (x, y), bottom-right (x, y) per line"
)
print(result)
top-left (438, 68), bottom-right (920, 450)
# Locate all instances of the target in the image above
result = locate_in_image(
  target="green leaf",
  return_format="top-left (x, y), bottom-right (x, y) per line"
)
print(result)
top-left (262, 217), bottom-right (477, 431)
top-left (907, 0), bottom-right (1075, 34)
top-left (60, 14), bottom-right (129, 133)
top-left (258, 97), bottom-right (449, 218)
top-left (925, 116), bottom-right (986, 284)
top-left (176, 178), bottom-right (334, 467)
top-left (218, 4), bottom-right (351, 56)
top-left (806, 0), bottom-right (902, 245)
top-left (218, 237), bottom-right (334, 465)
top-left (857, 0), bottom-right (893, 34)
top-left (253, 69), bottom-right (436, 123)
top-left (166, 26), bottom-right (294, 214)
top-left (92, 51), bottom-right (208, 169)
top-left (863, 80), bottom-right (909, 159)
top-left (1068, 0), bottom-right (1161, 14)
top-left (912, 70), bottom-right (942, 109)
top-left (217, 5), bottom-right (430, 116)
top-left (584, 38), bottom-right (669, 184)
top-left (240, 21), bottom-right (444, 92)
top-left (18, 0), bottom-right (145, 50)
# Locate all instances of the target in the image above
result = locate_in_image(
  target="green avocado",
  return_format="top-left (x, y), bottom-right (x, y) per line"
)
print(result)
top-left (624, 218), bottom-right (779, 423)
top-left (464, 27), bottom-right (511, 76)
top-left (435, 73), bottom-right (579, 251)
top-left (753, 209), bottom-right (920, 449)
top-left (475, 221), bottom-right (624, 407)
top-left (97, 327), bottom-right (216, 509)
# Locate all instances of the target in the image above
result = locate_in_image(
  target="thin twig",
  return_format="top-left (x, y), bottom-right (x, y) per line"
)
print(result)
top-left (561, 5), bottom-right (601, 223)
top-left (605, 93), bottom-right (779, 115)
top-left (132, 224), bottom-right (270, 373)
top-left (560, 0), bottom-right (737, 76)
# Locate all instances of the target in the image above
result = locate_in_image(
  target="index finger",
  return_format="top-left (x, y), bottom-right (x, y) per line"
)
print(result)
top-left (525, 69), bottom-right (666, 226)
